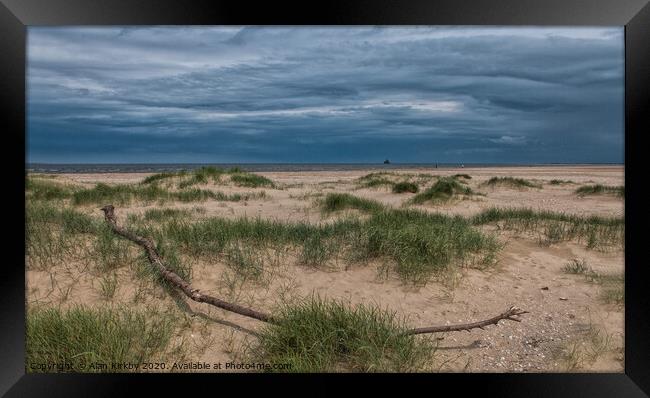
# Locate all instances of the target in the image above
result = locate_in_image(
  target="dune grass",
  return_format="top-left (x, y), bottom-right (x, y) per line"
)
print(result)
top-left (453, 174), bottom-right (472, 180)
top-left (392, 181), bottom-right (419, 194)
top-left (26, 306), bottom-right (180, 373)
top-left (251, 297), bottom-right (435, 372)
top-left (481, 177), bottom-right (542, 189)
top-left (357, 172), bottom-right (396, 189)
top-left (549, 179), bottom-right (574, 185)
top-left (141, 171), bottom-right (184, 185)
top-left (70, 183), bottom-right (265, 206)
top-left (230, 173), bottom-right (275, 188)
top-left (143, 208), bottom-right (194, 222)
top-left (26, 202), bottom-right (98, 270)
top-left (472, 208), bottom-right (624, 249)
top-left (575, 185), bottom-right (624, 197)
top-left (141, 167), bottom-right (275, 189)
top-left (410, 177), bottom-right (474, 204)
top-left (162, 205), bottom-right (499, 284)
top-left (26, 178), bottom-right (74, 201)
top-left (321, 193), bottom-right (385, 213)
top-left (560, 259), bottom-right (624, 306)
top-left (562, 258), bottom-right (592, 275)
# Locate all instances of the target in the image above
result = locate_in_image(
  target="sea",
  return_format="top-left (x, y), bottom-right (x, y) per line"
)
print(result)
top-left (25, 163), bottom-right (622, 174)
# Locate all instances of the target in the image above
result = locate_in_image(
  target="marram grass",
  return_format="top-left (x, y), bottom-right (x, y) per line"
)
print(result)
top-left (250, 297), bottom-right (436, 372)
top-left (26, 306), bottom-right (180, 373)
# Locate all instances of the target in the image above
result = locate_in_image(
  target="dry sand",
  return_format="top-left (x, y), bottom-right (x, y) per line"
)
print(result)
top-left (26, 165), bottom-right (624, 372)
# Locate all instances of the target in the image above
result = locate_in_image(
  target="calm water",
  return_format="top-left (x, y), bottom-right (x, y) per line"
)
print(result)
top-left (26, 163), bottom-right (621, 174)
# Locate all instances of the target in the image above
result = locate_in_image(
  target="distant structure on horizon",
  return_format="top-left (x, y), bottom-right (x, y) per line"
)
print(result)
top-left (383, 159), bottom-right (390, 164)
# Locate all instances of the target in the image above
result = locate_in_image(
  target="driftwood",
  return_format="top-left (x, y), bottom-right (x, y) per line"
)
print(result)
top-left (403, 306), bottom-right (528, 335)
top-left (100, 204), bottom-right (527, 335)
top-left (100, 205), bottom-right (274, 323)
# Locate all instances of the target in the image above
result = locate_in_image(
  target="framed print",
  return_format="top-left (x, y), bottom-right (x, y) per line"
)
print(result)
top-left (2, 0), bottom-right (649, 396)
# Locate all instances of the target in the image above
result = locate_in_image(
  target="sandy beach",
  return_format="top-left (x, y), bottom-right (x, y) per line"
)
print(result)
top-left (26, 165), bottom-right (624, 372)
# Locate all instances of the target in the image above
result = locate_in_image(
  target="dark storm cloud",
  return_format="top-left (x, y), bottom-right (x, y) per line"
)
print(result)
top-left (27, 27), bottom-right (623, 163)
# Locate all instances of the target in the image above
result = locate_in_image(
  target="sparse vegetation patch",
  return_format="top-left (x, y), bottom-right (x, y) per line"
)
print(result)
top-left (481, 177), bottom-right (542, 189)
top-left (575, 185), bottom-right (624, 197)
top-left (472, 208), bottom-right (624, 249)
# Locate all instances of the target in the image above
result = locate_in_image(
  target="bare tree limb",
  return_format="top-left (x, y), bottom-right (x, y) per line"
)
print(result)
top-left (100, 204), bottom-right (276, 323)
top-left (404, 306), bottom-right (528, 335)
top-left (100, 205), bottom-right (528, 335)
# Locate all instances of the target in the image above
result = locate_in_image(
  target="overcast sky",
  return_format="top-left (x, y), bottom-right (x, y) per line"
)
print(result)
top-left (27, 26), bottom-right (624, 164)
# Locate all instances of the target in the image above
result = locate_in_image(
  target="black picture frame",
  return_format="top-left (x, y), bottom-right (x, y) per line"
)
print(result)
top-left (2, 0), bottom-right (648, 396)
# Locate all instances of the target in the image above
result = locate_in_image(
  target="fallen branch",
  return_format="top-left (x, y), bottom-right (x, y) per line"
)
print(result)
top-left (99, 204), bottom-right (527, 335)
top-left (403, 306), bottom-right (528, 335)
top-left (100, 204), bottom-right (275, 323)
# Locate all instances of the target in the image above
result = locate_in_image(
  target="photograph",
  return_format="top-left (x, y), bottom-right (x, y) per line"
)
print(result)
top-left (25, 26), bottom-right (625, 373)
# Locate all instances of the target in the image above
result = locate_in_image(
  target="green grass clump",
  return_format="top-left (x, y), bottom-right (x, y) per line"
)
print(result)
top-left (71, 183), bottom-right (263, 205)
top-left (575, 185), bottom-right (624, 197)
top-left (453, 174), bottom-right (472, 180)
top-left (26, 202), bottom-right (98, 269)
top-left (321, 193), bottom-right (385, 213)
top-left (26, 178), bottom-right (74, 200)
top-left (410, 177), bottom-right (473, 204)
top-left (163, 206), bottom-right (498, 285)
top-left (72, 183), bottom-right (168, 205)
top-left (143, 208), bottom-right (193, 222)
top-left (223, 241), bottom-right (265, 280)
top-left (481, 177), bottom-right (542, 189)
top-left (472, 208), bottom-right (624, 249)
top-left (562, 259), bottom-right (592, 275)
top-left (26, 306), bottom-right (178, 373)
top-left (392, 182), bottom-right (419, 194)
top-left (600, 283), bottom-right (624, 305)
top-left (141, 172), bottom-right (181, 185)
top-left (230, 173), bottom-right (275, 188)
top-left (549, 179), bottom-right (574, 185)
top-left (177, 167), bottom-right (225, 188)
top-left (251, 297), bottom-right (435, 372)
top-left (358, 173), bottom-right (395, 189)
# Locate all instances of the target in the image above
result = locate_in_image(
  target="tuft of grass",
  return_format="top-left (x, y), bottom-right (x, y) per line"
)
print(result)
top-left (562, 259), bottom-right (592, 275)
top-left (26, 306), bottom-right (179, 373)
top-left (143, 208), bottom-right (193, 222)
top-left (600, 284), bottom-right (624, 305)
top-left (358, 173), bottom-right (396, 189)
top-left (410, 177), bottom-right (473, 204)
top-left (26, 178), bottom-right (74, 200)
top-left (392, 181), bottom-right (419, 194)
top-left (99, 273), bottom-right (118, 300)
top-left (93, 223), bottom-right (135, 273)
top-left (321, 193), bottom-right (385, 214)
top-left (472, 207), bottom-right (624, 249)
top-left (223, 241), bottom-right (265, 280)
top-left (26, 202), bottom-right (98, 269)
top-left (481, 177), bottom-right (542, 189)
top-left (453, 174), bottom-right (472, 180)
top-left (230, 173), bottom-right (275, 188)
top-left (576, 185), bottom-right (624, 197)
top-left (549, 179), bottom-right (574, 185)
top-left (177, 167), bottom-right (225, 188)
top-left (560, 259), bottom-right (624, 306)
top-left (251, 297), bottom-right (435, 372)
top-left (141, 172), bottom-right (181, 185)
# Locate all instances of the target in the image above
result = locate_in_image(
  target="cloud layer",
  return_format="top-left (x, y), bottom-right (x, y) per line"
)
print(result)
top-left (27, 26), bottom-right (624, 163)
